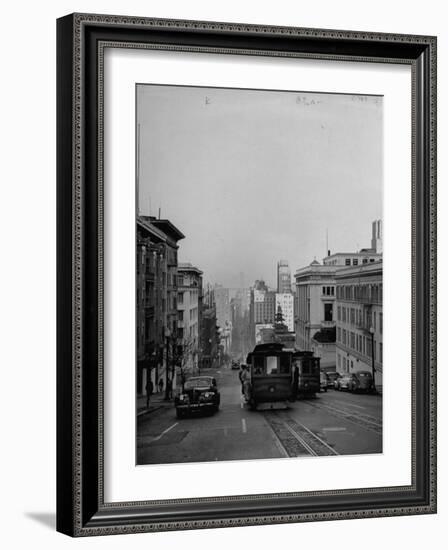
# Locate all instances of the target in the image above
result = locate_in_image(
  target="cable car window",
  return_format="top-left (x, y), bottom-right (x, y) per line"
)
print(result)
top-left (266, 356), bottom-right (278, 374)
top-left (279, 354), bottom-right (290, 373)
top-left (253, 355), bottom-right (264, 374)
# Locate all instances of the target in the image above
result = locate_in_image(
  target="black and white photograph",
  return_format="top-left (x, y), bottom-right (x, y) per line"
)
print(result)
top-left (136, 84), bottom-right (383, 465)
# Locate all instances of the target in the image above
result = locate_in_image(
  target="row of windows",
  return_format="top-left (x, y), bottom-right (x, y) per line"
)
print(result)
top-left (336, 283), bottom-right (382, 304)
top-left (337, 329), bottom-right (382, 363)
top-left (177, 275), bottom-right (200, 287)
top-left (322, 286), bottom-right (334, 296)
top-left (345, 257), bottom-right (376, 266)
top-left (336, 345), bottom-right (383, 372)
top-left (177, 289), bottom-right (199, 304)
top-left (337, 306), bottom-right (383, 333)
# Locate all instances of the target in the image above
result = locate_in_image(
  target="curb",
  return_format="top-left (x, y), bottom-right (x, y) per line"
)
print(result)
top-left (137, 403), bottom-right (172, 418)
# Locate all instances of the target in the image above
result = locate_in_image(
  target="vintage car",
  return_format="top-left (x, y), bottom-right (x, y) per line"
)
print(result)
top-left (319, 371), bottom-right (329, 392)
top-left (334, 373), bottom-right (356, 391)
top-left (174, 376), bottom-right (220, 418)
top-left (334, 372), bottom-right (374, 393)
top-left (326, 371), bottom-right (341, 389)
top-left (350, 371), bottom-right (374, 393)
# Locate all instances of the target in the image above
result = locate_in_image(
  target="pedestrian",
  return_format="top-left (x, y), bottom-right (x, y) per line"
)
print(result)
top-left (145, 376), bottom-right (154, 408)
top-left (241, 365), bottom-right (251, 401)
top-left (292, 362), bottom-right (299, 401)
top-left (167, 378), bottom-right (173, 399)
top-left (158, 378), bottom-right (163, 393)
top-left (238, 365), bottom-right (245, 395)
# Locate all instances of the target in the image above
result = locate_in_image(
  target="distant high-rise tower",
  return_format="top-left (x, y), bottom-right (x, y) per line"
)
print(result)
top-left (277, 260), bottom-right (292, 293)
top-left (371, 220), bottom-right (383, 254)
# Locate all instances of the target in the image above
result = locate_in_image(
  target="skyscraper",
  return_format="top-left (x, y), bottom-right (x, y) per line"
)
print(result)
top-left (277, 260), bottom-right (292, 293)
top-left (371, 219), bottom-right (383, 253)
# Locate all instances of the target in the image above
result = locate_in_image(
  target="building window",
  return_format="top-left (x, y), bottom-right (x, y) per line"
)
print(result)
top-left (178, 310), bottom-right (183, 321)
top-left (337, 306), bottom-right (341, 321)
top-left (362, 258), bottom-right (368, 264)
top-left (177, 292), bottom-right (184, 305)
top-left (353, 259), bottom-right (358, 266)
top-left (380, 343), bottom-right (383, 363)
top-left (345, 258), bottom-right (351, 266)
top-left (324, 303), bottom-right (333, 321)
top-left (380, 313), bottom-right (383, 334)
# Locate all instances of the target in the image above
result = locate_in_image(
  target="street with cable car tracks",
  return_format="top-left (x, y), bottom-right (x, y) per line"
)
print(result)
top-left (137, 364), bottom-right (382, 465)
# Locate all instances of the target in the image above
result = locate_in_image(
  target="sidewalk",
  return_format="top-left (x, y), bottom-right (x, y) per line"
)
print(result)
top-left (137, 391), bottom-right (174, 418)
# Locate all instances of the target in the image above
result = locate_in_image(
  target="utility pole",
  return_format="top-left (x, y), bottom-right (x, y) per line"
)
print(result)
top-left (164, 327), bottom-right (171, 400)
top-left (369, 326), bottom-right (376, 393)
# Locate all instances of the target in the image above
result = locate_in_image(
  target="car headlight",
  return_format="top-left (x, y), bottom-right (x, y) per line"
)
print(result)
top-left (179, 394), bottom-right (189, 402)
top-left (203, 391), bottom-right (214, 399)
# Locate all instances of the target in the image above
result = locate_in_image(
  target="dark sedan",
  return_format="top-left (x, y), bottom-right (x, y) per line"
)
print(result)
top-left (174, 376), bottom-right (220, 418)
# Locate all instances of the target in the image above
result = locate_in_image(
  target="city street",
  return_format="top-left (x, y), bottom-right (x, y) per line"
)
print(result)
top-left (137, 365), bottom-right (382, 465)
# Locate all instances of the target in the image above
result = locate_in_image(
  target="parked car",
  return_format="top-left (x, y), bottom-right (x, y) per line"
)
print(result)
top-left (174, 376), bottom-right (220, 418)
top-left (335, 372), bottom-right (374, 393)
top-left (334, 373), bottom-right (356, 391)
top-left (327, 372), bottom-right (342, 389)
top-left (350, 371), bottom-right (374, 393)
top-left (320, 372), bottom-right (329, 392)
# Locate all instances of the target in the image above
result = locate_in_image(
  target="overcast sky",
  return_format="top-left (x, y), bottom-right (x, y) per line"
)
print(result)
top-left (137, 84), bottom-right (383, 289)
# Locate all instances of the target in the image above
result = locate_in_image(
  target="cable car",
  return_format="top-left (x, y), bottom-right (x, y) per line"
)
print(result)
top-left (244, 342), bottom-right (293, 410)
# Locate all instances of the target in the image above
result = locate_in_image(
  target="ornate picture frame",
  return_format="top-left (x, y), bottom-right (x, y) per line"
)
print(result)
top-left (57, 13), bottom-right (436, 536)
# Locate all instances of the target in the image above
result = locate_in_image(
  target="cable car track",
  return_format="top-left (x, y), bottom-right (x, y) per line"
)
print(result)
top-left (264, 411), bottom-right (339, 458)
top-left (306, 400), bottom-right (382, 434)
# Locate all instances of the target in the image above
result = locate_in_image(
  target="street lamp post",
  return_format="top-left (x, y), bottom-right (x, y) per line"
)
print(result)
top-left (164, 327), bottom-right (171, 401)
top-left (369, 326), bottom-right (376, 393)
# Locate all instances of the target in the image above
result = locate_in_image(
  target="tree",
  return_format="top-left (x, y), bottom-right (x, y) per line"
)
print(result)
top-left (172, 336), bottom-right (198, 392)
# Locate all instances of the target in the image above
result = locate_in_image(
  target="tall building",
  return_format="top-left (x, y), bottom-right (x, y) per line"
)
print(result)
top-left (294, 259), bottom-right (337, 369)
top-left (248, 280), bottom-right (278, 347)
top-left (177, 263), bottom-right (203, 374)
top-left (201, 305), bottom-right (219, 369)
top-left (294, 251), bottom-right (381, 370)
top-left (143, 216), bottom-right (186, 340)
top-left (136, 216), bottom-right (184, 395)
top-left (277, 260), bottom-right (292, 293)
top-left (335, 261), bottom-right (383, 390)
top-left (254, 290), bottom-right (276, 324)
top-left (371, 219), bottom-right (383, 253)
